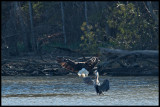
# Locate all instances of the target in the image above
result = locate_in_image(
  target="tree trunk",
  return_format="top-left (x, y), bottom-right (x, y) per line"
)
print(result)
top-left (61, 2), bottom-right (67, 44)
top-left (28, 1), bottom-right (36, 53)
top-left (84, 1), bottom-right (90, 44)
top-left (85, 1), bottom-right (88, 25)
top-left (15, 2), bottom-right (29, 52)
top-left (146, 1), bottom-right (158, 25)
top-left (94, 1), bottom-right (99, 8)
top-left (11, 2), bottom-right (19, 56)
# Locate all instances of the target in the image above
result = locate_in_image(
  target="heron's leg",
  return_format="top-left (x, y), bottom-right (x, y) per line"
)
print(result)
top-left (96, 92), bottom-right (99, 95)
top-left (99, 92), bottom-right (104, 95)
top-left (101, 92), bottom-right (104, 95)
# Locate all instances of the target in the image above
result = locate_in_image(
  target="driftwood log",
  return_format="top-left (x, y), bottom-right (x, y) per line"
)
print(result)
top-left (98, 47), bottom-right (158, 76)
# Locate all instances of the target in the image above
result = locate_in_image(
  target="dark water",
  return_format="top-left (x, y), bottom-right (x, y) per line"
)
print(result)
top-left (2, 76), bottom-right (159, 105)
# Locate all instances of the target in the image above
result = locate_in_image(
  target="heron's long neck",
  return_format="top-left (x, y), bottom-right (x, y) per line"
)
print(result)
top-left (96, 73), bottom-right (100, 85)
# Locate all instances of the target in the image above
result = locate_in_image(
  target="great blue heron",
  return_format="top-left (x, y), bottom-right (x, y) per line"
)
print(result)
top-left (78, 68), bottom-right (109, 95)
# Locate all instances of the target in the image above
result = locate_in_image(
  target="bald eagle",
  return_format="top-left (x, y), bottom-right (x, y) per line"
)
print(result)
top-left (56, 56), bottom-right (99, 74)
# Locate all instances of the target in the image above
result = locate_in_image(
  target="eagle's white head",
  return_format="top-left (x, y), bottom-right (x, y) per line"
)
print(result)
top-left (77, 68), bottom-right (89, 77)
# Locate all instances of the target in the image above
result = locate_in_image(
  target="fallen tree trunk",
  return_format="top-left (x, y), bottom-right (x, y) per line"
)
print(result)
top-left (99, 47), bottom-right (158, 58)
top-left (98, 47), bottom-right (159, 76)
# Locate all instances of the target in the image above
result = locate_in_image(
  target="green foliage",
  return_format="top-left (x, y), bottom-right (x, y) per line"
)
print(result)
top-left (106, 3), bottom-right (158, 50)
top-left (80, 2), bottom-right (158, 53)
top-left (80, 22), bottom-right (105, 53)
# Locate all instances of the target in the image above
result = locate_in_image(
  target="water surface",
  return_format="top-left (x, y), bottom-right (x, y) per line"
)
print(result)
top-left (2, 76), bottom-right (159, 105)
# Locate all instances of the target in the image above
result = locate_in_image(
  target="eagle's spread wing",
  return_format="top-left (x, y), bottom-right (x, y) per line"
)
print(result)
top-left (56, 57), bottom-right (81, 72)
top-left (56, 57), bottom-right (99, 73)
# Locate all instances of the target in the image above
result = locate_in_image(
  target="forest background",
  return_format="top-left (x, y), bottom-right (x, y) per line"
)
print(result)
top-left (2, 1), bottom-right (159, 57)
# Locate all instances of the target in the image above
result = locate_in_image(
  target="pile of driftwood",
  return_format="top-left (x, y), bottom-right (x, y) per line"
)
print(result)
top-left (98, 48), bottom-right (158, 76)
top-left (1, 58), bottom-right (68, 76)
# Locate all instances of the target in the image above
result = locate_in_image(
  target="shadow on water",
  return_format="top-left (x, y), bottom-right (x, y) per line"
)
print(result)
top-left (2, 93), bottom-right (109, 99)
top-left (2, 93), bottom-right (81, 97)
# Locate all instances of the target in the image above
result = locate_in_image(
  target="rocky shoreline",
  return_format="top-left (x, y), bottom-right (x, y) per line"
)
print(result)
top-left (2, 56), bottom-right (69, 76)
top-left (1, 54), bottom-right (158, 76)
